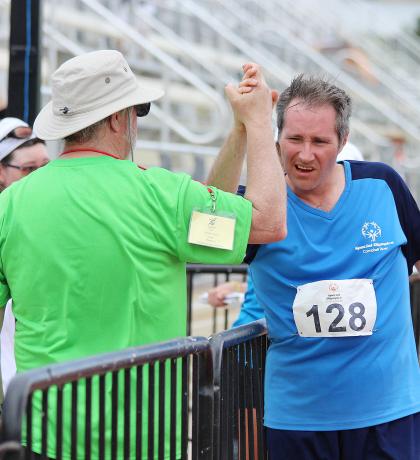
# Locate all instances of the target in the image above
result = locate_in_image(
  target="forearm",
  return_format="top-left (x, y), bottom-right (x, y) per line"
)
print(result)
top-left (245, 122), bottom-right (287, 243)
top-left (207, 124), bottom-right (247, 192)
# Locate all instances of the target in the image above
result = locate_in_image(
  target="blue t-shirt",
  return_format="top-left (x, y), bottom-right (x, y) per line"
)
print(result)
top-left (249, 161), bottom-right (420, 430)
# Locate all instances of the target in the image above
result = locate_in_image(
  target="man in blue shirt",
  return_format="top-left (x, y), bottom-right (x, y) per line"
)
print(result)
top-left (208, 64), bottom-right (420, 460)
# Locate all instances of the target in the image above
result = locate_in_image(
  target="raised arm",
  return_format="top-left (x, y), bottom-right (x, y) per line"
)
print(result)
top-left (206, 122), bottom-right (247, 193)
top-left (207, 64), bottom-right (277, 194)
top-left (224, 63), bottom-right (286, 243)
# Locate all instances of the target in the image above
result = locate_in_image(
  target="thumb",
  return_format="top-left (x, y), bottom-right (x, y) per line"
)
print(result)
top-left (224, 83), bottom-right (238, 101)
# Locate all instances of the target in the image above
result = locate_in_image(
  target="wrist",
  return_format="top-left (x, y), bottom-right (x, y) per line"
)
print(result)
top-left (231, 281), bottom-right (244, 292)
top-left (233, 119), bottom-right (246, 134)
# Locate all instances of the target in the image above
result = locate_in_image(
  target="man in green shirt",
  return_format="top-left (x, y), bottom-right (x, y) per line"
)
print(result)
top-left (0, 51), bottom-right (286, 458)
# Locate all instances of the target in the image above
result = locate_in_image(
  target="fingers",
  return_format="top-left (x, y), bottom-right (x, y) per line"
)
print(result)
top-left (224, 82), bottom-right (238, 101)
top-left (238, 78), bottom-right (258, 94)
top-left (238, 86), bottom-right (253, 94)
top-left (207, 289), bottom-right (228, 307)
top-left (242, 63), bottom-right (263, 82)
top-left (239, 78), bottom-right (258, 88)
top-left (242, 63), bottom-right (258, 77)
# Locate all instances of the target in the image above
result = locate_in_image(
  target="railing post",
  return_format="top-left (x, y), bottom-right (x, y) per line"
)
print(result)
top-left (192, 347), bottom-right (214, 460)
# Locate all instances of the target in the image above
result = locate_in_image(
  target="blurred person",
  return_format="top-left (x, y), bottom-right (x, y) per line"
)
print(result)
top-left (0, 118), bottom-right (49, 191)
top-left (0, 51), bottom-right (286, 459)
top-left (336, 140), bottom-right (364, 161)
top-left (0, 117), bottom-right (49, 401)
top-left (209, 69), bottom-right (420, 460)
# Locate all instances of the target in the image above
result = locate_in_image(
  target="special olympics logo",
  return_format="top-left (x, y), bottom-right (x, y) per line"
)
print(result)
top-left (361, 222), bottom-right (382, 242)
top-left (329, 283), bottom-right (339, 292)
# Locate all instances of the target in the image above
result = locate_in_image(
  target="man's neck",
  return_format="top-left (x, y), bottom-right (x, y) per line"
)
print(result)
top-left (61, 141), bottom-right (126, 159)
top-left (292, 163), bottom-right (346, 212)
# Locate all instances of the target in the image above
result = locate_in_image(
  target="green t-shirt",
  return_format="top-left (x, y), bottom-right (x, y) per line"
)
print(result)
top-left (0, 156), bottom-right (252, 458)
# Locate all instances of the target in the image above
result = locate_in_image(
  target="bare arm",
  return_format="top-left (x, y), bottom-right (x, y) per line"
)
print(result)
top-left (415, 261), bottom-right (420, 273)
top-left (207, 123), bottom-right (247, 193)
top-left (224, 64), bottom-right (286, 244)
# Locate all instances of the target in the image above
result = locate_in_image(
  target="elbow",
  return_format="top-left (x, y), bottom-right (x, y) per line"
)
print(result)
top-left (249, 216), bottom-right (287, 244)
top-left (267, 221), bottom-right (287, 243)
top-left (277, 222), bottom-right (287, 241)
top-left (248, 206), bottom-right (287, 244)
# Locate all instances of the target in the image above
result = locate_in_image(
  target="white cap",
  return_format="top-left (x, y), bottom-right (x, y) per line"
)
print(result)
top-left (0, 117), bottom-right (36, 161)
top-left (337, 142), bottom-right (364, 161)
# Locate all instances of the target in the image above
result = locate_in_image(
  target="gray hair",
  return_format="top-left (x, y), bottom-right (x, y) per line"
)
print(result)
top-left (276, 74), bottom-right (352, 146)
top-left (64, 108), bottom-right (134, 145)
top-left (64, 117), bottom-right (109, 145)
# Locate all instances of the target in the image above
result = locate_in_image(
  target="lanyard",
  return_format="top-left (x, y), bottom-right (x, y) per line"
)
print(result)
top-left (207, 187), bottom-right (216, 213)
top-left (60, 148), bottom-right (147, 170)
top-left (60, 148), bottom-right (121, 159)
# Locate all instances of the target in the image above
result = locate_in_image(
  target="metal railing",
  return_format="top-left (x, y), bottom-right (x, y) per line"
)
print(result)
top-left (1, 273), bottom-right (419, 459)
top-left (211, 320), bottom-right (268, 460)
top-left (0, 337), bottom-right (214, 460)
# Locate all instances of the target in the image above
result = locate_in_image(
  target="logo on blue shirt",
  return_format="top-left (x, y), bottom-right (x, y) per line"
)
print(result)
top-left (361, 222), bottom-right (382, 242)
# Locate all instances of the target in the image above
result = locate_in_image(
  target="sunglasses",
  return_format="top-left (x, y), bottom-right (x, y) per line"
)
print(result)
top-left (135, 103), bottom-right (151, 118)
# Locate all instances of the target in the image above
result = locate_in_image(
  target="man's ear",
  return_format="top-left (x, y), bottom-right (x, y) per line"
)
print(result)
top-left (338, 132), bottom-right (350, 154)
top-left (108, 111), bottom-right (126, 134)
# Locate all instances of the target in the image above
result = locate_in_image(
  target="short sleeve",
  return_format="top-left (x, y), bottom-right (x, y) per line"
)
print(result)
top-left (175, 176), bottom-right (252, 263)
top-left (351, 161), bottom-right (420, 274)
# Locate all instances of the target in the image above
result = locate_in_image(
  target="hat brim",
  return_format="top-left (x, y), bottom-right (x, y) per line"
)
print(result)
top-left (0, 132), bottom-right (37, 161)
top-left (33, 84), bottom-right (164, 141)
top-left (0, 118), bottom-right (30, 140)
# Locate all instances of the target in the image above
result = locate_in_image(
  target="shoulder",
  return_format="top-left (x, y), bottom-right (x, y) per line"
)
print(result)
top-left (349, 161), bottom-right (402, 186)
top-left (140, 167), bottom-right (191, 191)
top-left (349, 161), bottom-right (412, 203)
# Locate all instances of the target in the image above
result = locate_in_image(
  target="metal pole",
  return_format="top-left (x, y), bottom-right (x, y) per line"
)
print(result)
top-left (7, 0), bottom-right (42, 125)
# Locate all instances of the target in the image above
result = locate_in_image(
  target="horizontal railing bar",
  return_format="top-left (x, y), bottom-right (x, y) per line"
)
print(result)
top-left (187, 264), bottom-right (248, 274)
top-left (8, 337), bottom-right (211, 391)
top-left (209, 319), bottom-right (267, 348)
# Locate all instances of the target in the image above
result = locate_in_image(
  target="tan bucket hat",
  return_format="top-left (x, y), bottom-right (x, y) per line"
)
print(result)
top-left (34, 50), bottom-right (164, 140)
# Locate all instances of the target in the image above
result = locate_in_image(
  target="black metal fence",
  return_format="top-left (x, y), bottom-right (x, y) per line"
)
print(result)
top-left (1, 272), bottom-right (419, 460)
top-left (0, 337), bottom-right (215, 460)
top-left (0, 320), bottom-right (268, 460)
top-left (211, 321), bottom-right (268, 460)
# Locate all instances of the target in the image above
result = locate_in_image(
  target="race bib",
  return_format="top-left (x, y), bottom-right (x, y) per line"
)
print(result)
top-left (292, 279), bottom-right (377, 337)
